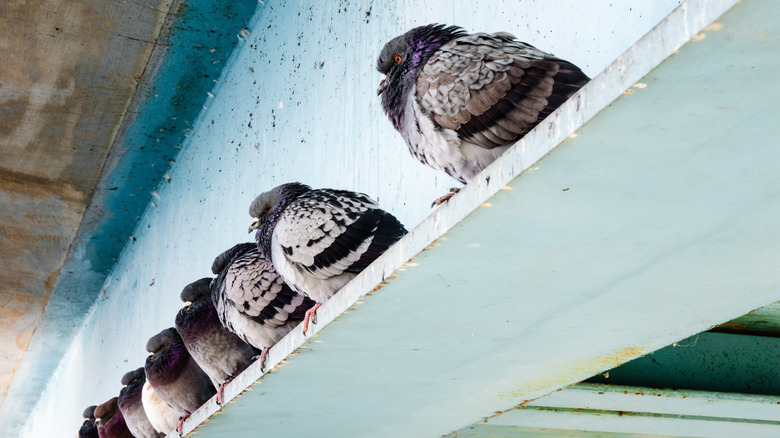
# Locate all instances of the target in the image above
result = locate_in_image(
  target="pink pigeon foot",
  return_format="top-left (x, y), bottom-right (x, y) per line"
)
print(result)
top-left (216, 378), bottom-right (234, 406)
top-left (431, 187), bottom-right (461, 207)
top-left (302, 302), bottom-right (322, 334)
top-left (176, 413), bottom-right (190, 436)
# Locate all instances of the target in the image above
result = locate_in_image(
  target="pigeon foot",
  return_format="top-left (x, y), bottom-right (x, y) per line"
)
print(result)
top-left (302, 302), bottom-right (322, 334)
top-left (431, 187), bottom-right (461, 207)
top-left (257, 346), bottom-right (271, 372)
top-left (216, 378), bottom-right (233, 406)
top-left (176, 413), bottom-right (191, 436)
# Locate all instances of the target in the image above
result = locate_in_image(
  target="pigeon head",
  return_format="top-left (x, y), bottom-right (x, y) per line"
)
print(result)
top-left (211, 242), bottom-right (256, 276)
top-left (93, 398), bottom-right (117, 424)
top-left (83, 405), bottom-right (97, 419)
top-left (176, 277), bottom-right (219, 340)
top-left (377, 24), bottom-right (466, 130)
top-left (118, 368), bottom-right (144, 405)
top-left (145, 327), bottom-right (188, 385)
top-left (120, 367), bottom-right (145, 388)
top-left (248, 182), bottom-right (311, 255)
top-left (79, 405), bottom-right (98, 438)
top-left (95, 397), bottom-right (132, 437)
top-left (179, 277), bottom-right (212, 306)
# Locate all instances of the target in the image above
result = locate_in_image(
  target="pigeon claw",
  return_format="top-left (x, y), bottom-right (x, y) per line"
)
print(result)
top-left (302, 302), bottom-right (322, 334)
top-left (431, 187), bottom-right (461, 207)
top-left (216, 378), bottom-right (232, 406)
top-left (176, 413), bottom-right (191, 436)
top-left (258, 346), bottom-right (270, 372)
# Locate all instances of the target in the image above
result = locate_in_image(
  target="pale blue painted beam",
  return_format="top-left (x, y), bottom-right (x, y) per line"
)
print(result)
top-left (473, 385), bottom-right (780, 437)
top-left (530, 384), bottom-right (780, 422)
top-left (184, 0), bottom-right (780, 436)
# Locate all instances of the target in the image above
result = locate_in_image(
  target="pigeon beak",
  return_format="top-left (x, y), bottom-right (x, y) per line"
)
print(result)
top-left (95, 418), bottom-right (101, 424)
top-left (248, 217), bottom-right (260, 233)
top-left (377, 74), bottom-right (388, 95)
top-left (182, 301), bottom-right (192, 310)
top-left (147, 351), bottom-right (154, 358)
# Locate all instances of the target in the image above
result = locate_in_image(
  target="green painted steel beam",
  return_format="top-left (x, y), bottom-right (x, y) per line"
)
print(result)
top-left (587, 333), bottom-right (780, 395)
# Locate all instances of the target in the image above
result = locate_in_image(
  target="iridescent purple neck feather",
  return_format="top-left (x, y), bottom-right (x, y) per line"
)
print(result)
top-left (377, 24), bottom-right (466, 131)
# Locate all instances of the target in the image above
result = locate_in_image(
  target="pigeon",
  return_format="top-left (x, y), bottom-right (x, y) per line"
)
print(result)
top-left (248, 183), bottom-right (407, 331)
top-left (377, 24), bottom-right (590, 190)
top-left (144, 327), bottom-right (216, 434)
top-left (79, 405), bottom-right (99, 438)
top-left (175, 277), bottom-right (260, 405)
top-left (94, 397), bottom-right (133, 438)
top-left (117, 367), bottom-right (163, 438)
top-left (211, 243), bottom-right (314, 365)
top-left (141, 379), bottom-right (180, 435)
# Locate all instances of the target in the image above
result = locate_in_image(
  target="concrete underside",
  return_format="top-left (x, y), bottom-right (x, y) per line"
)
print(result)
top-left (0, 0), bottom-right (174, 407)
top-left (0, 0), bottom-right (260, 429)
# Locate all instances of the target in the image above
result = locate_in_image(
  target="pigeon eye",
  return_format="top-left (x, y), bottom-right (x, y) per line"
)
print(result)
top-left (264, 205), bottom-right (271, 212)
top-left (393, 55), bottom-right (402, 64)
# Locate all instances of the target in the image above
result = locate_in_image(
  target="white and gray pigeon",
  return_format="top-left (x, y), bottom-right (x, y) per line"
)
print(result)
top-left (140, 380), bottom-right (179, 435)
top-left (248, 183), bottom-right (407, 331)
top-left (144, 327), bottom-right (215, 435)
top-left (175, 277), bottom-right (260, 405)
top-left (210, 243), bottom-right (315, 358)
top-left (377, 24), bottom-right (589, 188)
top-left (117, 368), bottom-right (163, 438)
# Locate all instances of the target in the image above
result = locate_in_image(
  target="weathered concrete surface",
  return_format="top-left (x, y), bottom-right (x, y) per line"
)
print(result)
top-left (0, 0), bottom-right (262, 434)
top-left (0, 0), bottom-right (173, 407)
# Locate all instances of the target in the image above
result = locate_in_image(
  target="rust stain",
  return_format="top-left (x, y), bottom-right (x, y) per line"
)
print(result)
top-left (500, 345), bottom-right (645, 399)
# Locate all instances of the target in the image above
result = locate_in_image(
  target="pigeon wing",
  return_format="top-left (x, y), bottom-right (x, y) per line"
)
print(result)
top-left (416, 32), bottom-right (589, 149)
top-left (220, 246), bottom-right (313, 328)
top-left (274, 189), bottom-right (401, 279)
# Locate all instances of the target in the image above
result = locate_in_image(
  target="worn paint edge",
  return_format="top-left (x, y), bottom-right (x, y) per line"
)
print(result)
top-left (175, 0), bottom-right (740, 435)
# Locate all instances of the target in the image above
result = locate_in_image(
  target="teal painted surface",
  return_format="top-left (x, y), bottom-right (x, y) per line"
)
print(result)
top-left (188, 0), bottom-right (780, 437)
top-left (587, 333), bottom-right (780, 395)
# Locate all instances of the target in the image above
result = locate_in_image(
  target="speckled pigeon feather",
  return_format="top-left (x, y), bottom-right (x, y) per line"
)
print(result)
top-left (211, 243), bottom-right (315, 349)
top-left (249, 183), bottom-right (407, 302)
top-left (378, 24), bottom-right (589, 183)
top-left (144, 327), bottom-right (215, 416)
top-left (117, 368), bottom-right (163, 438)
top-left (79, 405), bottom-right (99, 438)
top-left (176, 277), bottom-right (259, 386)
top-left (94, 397), bottom-right (133, 438)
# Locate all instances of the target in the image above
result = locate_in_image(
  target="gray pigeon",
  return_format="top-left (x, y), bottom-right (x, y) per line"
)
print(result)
top-left (94, 397), bottom-right (133, 438)
top-left (141, 379), bottom-right (179, 435)
top-left (377, 24), bottom-right (589, 186)
top-left (211, 243), bottom-right (315, 361)
top-left (79, 405), bottom-right (99, 438)
top-left (117, 367), bottom-right (163, 438)
top-left (175, 277), bottom-right (260, 405)
top-left (248, 183), bottom-right (407, 330)
top-left (144, 327), bottom-right (216, 434)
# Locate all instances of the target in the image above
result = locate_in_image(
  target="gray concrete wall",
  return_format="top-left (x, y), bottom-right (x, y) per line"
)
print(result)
top-left (20, 1), bottom-right (683, 435)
